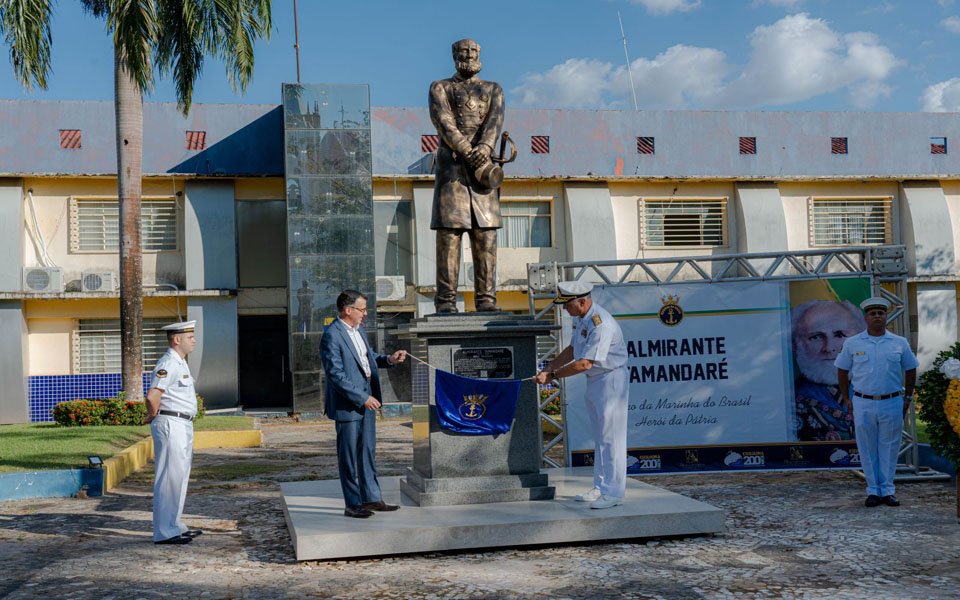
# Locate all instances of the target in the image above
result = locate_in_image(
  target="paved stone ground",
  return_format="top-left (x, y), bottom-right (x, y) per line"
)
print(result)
top-left (1, 418), bottom-right (959, 599)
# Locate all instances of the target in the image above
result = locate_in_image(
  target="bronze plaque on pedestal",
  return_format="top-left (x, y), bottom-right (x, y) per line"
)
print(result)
top-left (451, 347), bottom-right (514, 379)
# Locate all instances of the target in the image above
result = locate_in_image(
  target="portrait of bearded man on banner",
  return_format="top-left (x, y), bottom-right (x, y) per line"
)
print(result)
top-left (791, 299), bottom-right (866, 441)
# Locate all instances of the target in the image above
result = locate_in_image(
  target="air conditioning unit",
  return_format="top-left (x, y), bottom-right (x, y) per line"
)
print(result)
top-left (22, 267), bottom-right (64, 293)
top-left (81, 271), bottom-right (117, 292)
top-left (375, 276), bottom-right (406, 302)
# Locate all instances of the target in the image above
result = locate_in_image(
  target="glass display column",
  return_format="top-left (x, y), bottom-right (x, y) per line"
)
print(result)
top-left (283, 84), bottom-right (374, 412)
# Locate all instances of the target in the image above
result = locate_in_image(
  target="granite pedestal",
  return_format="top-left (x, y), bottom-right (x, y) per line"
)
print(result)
top-left (391, 313), bottom-right (558, 506)
top-left (280, 467), bottom-right (726, 561)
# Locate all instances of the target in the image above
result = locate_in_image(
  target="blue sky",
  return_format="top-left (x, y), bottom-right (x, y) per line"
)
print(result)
top-left (2, 0), bottom-right (960, 112)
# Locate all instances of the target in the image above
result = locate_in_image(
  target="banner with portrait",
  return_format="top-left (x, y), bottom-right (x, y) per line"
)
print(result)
top-left (564, 277), bottom-right (871, 473)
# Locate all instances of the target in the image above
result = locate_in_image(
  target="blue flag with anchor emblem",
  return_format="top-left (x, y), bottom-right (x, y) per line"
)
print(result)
top-left (434, 370), bottom-right (522, 435)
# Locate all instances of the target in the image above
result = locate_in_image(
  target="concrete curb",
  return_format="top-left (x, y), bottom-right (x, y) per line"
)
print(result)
top-left (103, 429), bottom-right (262, 492)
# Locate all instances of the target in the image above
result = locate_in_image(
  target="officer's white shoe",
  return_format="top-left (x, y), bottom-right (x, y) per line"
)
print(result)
top-left (590, 494), bottom-right (623, 509)
top-left (575, 487), bottom-right (602, 502)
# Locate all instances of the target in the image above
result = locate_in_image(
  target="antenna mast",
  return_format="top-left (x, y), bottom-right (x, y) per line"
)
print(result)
top-left (293, 0), bottom-right (302, 83)
top-left (618, 11), bottom-right (639, 111)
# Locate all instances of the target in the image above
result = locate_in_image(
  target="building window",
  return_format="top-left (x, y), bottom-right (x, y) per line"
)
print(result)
top-left (637, 136), bottom-right (655, 155)
top-left (497, 199), bottom-right (552, 248)
top-left (531, 136), bottom-right (550, 154)
top-left (421, 135), bottom-right (439, 153)
top-left (931, 137), bottom-right (947, 154)
top-left (831, 137), bottom-right (848, 154)
top-left (640, 198), bottom-right (727, 248)
top-left (809, 197), bottom-right (893, 246)
top-left (75, 318), bottom-right (170, 374)
top-left (186, 130), bottom-right (207, 150)
top-left (739, 137), bottom-right (756, 155)
top-left (59, 129), bottom-right (81, 149)
top-left (70, 197), bottom-right (178, 252)
top-left (373, 199), bottom-right (414, 280)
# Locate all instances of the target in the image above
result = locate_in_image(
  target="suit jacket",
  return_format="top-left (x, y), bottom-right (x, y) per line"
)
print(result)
top-left (428, 73), bottom-right (505, 230)
top-left (320, 319), bottom-right (394, 422)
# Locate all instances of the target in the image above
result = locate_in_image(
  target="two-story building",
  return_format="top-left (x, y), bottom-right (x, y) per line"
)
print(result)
top-left (1, 96), bottom-right (957, 424)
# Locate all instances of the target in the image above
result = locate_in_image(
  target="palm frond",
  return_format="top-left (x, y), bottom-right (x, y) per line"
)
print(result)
top-left (0, 0), bottom-right (54, 90)
top-left (155, 0), bottom-right (270, 114)
top-left (110, 0), bottom-right (159, 94)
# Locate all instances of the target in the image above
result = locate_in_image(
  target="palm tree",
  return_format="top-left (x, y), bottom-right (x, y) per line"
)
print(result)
top-left (0, 1), bottom-right (271, 401)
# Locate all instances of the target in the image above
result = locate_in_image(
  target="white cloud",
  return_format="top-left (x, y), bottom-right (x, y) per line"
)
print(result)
top-left (629, 0), bottom-right (701, 16)
top-left (921, 78), bottom-right (960, 111)
top-left (942, 15), bottom-right (960, 33)
top-left (511, 13), bottom-right (902, 110)
top-left (754, 0), bottom-right (805, 8)
top-left (512, 59), bottom-right (613, 109)
top-left (940, 0), bottom-right (955, 8)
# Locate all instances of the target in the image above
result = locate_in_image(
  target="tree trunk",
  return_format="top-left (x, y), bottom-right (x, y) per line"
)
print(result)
top-left (114, 46), bottom-right (144, 402)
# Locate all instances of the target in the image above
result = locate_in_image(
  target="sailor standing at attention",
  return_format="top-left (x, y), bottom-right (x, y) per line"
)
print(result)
top-left (534, 281), bottom-right (629, 509)
top-left (145, 320), bottom-right (203, 544)
top-left (835, 297), bottom-right (918, 508)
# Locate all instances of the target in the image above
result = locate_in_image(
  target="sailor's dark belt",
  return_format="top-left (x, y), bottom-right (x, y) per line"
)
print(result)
top-left (158, 410), bottom-right (195, 421)
top-left (852, 391), bottom-right (901, 400)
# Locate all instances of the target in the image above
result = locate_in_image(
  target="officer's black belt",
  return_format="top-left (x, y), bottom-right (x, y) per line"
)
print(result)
top-left (158, 410), bottom-right (195, 421)
top-left (852, 391), bottom-right (901, 400)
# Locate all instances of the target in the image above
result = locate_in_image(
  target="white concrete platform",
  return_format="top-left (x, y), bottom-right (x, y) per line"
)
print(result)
top-left (280, 467), bottom-right (725, 561)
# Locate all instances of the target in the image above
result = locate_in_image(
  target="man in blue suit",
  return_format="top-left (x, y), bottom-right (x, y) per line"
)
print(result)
top-left (320, 289), bottom-right (408, 518)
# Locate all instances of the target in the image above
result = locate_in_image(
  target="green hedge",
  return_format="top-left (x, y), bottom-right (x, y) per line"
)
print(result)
top-left (916, 342), bottom-right (960, 468)
top-left (52, 393), bottom-right (205, 427)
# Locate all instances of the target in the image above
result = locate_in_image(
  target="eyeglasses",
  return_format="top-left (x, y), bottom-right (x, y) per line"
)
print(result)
top-left (347, 306), bottom-right (368, 314)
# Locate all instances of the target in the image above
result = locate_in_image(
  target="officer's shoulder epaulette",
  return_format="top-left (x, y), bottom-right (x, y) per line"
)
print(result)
top-left (592, 314), bottom-right (602, 326)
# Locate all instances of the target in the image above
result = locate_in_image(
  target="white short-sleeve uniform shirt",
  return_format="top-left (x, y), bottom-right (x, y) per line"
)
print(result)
top-left (571, 302), bottom-right (628, 375)
top-left (834, 330), bottom-right (919, 395)
top-left (150, 348), bottom-right (198, 416)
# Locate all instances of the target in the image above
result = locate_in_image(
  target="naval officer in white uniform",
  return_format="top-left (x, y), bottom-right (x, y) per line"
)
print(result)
top-left (535, 282), bottom-right (629, 509)
top-left (835, 297), bottom-right (918, 508)
top-left (145, 320), bottom-right (202, 544)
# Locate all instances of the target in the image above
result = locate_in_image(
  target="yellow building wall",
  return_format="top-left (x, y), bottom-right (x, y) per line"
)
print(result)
top-left (938, 181), bottom-right (960, 274)
top-left (21, 177), bottom-right (186, 288)
top-left (25, 297), bottom-right (187, 375)
top-left (235, 178), bottom-right (285, 201)
top-left (609, 181), bottom-right (737, 281)
top-left (778, 181), bottom-right (901, 250)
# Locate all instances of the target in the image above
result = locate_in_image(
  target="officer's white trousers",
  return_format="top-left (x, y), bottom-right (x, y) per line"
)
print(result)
top-left (852, 395), bottom-right (903, 497)
top-left (584, 366), bottom-right (629, 498)
top-left (151, 415), bottom-right (193, 541)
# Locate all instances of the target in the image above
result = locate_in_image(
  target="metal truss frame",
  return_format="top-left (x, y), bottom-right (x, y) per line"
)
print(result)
top-left (526, 245), bottom-right (938, 478)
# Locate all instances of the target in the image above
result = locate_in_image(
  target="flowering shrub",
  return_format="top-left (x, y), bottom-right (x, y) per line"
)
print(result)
top-left (916, 342), bottom-right (960, 468)
top-left (52, 393), bottom-right (206, 427)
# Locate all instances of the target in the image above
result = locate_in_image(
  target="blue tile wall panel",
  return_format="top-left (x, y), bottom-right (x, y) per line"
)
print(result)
top-left (27, 373), bottom-right (151, 423)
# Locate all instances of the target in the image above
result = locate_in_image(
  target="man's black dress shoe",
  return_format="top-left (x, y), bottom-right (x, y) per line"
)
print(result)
top-left (344, 505), bottom-right (374, 518)
top-left (882, 495), bottom-right (900, 506)
top-left (361, 500), bottom-right (400, 512)
top-left (435, 304), bottom-right (458, 315)
top-left (154, 535), bottom-right (192, 545)
top-left (475, 303), bottom-right (500, 312)
top-left (864, 495), bottom-right (881, 507)
top-left (183, 529), bottom-right (203, 538)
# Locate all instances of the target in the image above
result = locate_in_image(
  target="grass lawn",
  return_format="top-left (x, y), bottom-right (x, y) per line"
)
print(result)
top-left (916, 419), bottom-right (931, 445)
top-left (0, 416), bottom-right (254, 474)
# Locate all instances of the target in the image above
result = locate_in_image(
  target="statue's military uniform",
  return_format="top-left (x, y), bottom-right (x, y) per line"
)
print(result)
top-left (428, 72), bottom-right (505, 310)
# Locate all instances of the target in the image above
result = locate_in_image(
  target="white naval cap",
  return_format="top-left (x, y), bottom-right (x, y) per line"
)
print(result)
top-left (161, 320), bottom-right (196, 333)
top-left (553, 281), bottom-right (594, 304)
top-left (859, 297), bottom-right (891, 312)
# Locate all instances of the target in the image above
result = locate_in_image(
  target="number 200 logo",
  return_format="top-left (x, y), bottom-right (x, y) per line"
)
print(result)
top-left (743, 455), bottom-right (765, 467)
top-left (639, 458), bottom-right (661, 470)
